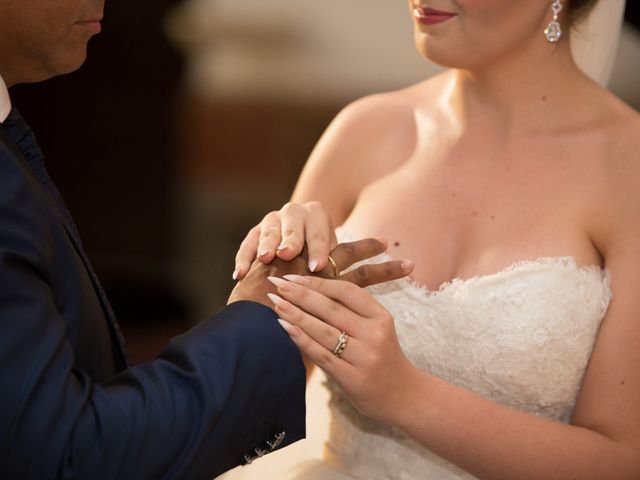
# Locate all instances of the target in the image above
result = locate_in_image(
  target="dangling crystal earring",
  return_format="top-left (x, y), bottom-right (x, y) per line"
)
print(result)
top-left (544, 0), bottom-right (563, 43)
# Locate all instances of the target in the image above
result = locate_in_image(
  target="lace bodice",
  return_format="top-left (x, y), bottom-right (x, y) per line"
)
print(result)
top-left (323, 228), bottom-right (612, 480)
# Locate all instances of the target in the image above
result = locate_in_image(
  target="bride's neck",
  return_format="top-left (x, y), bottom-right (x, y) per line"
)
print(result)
top-left (445, 37), bottom-right (594, 135)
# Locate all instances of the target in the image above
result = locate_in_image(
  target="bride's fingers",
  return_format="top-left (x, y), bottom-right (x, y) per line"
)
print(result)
top-left (256, 212), bottom-right (282, 263)
top-left (276, 315), bottom-right (356, 377)
top-left (282, 276), bottom-right (381, 318)
top-left (303, 202), bottom-right (334, 273)
top-left (339, 260), bottom-right (414, 288)
top-left (276, 203), bottom-right (306, 261)
top-left (233, 225), bottom-right (260, 280)
top-left (268, 276), bottom-right (361, 334)
top-left (267, 291), bottom-right (360, 364)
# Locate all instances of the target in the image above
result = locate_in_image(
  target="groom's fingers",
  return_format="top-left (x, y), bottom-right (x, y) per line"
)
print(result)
top-left (340, 260), bottom-right (414, 288)
top-left (329, 238), bottom-right (388, 273)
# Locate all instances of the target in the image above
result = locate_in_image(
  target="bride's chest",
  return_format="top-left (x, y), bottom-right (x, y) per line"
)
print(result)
top-left (345, 158), bottom-right (599, 290)
top-left (365, 263), bottom-right (611, 420)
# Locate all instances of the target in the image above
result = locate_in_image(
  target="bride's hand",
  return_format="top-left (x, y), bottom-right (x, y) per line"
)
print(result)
top-left (229, 239), bottom-right (415, 308)
top-left (266, 275), bottom-right (421, 424)
top-left (233, 201), bottom-right (336, 280)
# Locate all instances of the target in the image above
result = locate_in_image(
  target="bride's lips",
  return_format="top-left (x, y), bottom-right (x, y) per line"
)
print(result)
top-left (412, 5), bottom-right (457, 25)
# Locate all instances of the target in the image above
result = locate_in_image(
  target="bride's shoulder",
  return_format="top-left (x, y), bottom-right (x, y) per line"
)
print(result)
top-left (332, 90), bottom-right (414, 136)
top-left (321, 72), bottom-right (449, 161)
top-left (298, 75), bottom-right (450, 206)
top-left (579, 84), bottom-right (640, 170)
top-left (599, 93), bottom-right (640, 168)
top-left (594, 94), bottom-right (640, 235)
top-left (332, 72), bottom-right (449, 137)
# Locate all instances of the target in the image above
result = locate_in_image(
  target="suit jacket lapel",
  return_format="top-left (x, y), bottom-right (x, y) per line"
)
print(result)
top-left (0, 126), bottom-right (130, 369)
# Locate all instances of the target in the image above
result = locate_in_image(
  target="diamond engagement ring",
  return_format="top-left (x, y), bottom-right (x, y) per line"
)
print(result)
top-left (332, 331), bottom-right (349, 358)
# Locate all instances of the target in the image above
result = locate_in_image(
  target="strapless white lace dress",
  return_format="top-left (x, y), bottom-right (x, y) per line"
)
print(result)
top-left (222, 228), bottom-right (612, 480)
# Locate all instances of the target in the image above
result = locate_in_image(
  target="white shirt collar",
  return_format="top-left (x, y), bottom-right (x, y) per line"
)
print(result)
top-left (0, 74), bottom-right (12, 123)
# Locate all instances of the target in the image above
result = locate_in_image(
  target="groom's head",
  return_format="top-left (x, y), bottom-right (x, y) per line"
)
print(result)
top-left (0, 0), bottom-right (105, 87)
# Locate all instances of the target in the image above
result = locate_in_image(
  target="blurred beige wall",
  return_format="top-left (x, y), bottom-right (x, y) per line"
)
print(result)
top-left (168, 0), bottom-right (637, 105)
top-left (167, 0), bottom-right (441, 102)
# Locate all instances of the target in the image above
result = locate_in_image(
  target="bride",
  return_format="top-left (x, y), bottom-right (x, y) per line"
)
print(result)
top-left (230, 0), bottom-right (640, 478)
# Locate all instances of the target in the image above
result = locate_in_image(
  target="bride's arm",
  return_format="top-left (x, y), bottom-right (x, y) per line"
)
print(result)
top-left (290, 92), bottom-right (416, 221)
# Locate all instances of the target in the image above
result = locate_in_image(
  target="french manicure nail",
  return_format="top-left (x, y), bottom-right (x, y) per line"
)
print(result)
top-left (259, 249), bottom-right (270, 257)
top-left (267, 293), bottom-right (288, 308)
top-left (232, 268), bottom-right (240, 281)
top-left (277, 243), bottom-right (289, 252)
top-left (277, 318), bottom-right (294, 335)
top-left (267, 276), bottom-right (287, 288)
top-left (308, 260), bottom-right (319, 272)
top-left (283, 274), bottom-right (310, 285)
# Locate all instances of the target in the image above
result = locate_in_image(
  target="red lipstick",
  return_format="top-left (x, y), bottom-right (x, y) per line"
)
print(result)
top-left (413, 6), bottom-right (457, 25)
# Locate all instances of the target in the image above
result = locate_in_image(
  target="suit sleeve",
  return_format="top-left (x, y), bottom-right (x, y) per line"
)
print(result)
top-left (0, 151), bottom-right (306, 479)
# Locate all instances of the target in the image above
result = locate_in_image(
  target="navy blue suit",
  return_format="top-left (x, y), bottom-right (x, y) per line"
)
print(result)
top-left (0, 109), bottom-right (306, 479)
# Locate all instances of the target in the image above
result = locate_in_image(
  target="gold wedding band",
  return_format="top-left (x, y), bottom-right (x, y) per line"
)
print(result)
top-left (327, 255), bottom-right (340, 279)
top-left (332, 331), bottom-right (349, 358)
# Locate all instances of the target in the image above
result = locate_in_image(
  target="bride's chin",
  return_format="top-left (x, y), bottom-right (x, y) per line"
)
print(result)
top-left (414, 42), bottom-right (471, 70)
top-left (413, 35), bottom-right (499, 71)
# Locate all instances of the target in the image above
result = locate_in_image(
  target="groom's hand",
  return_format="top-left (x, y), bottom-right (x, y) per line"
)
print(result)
top-left (228, 238), bottom-right (414, 308)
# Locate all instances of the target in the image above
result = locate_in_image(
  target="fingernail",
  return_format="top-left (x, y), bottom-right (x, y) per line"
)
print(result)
top-left (277, 318), bottom-right (295, 335)
top-left (259, 249), bottom-right (270, 257)
top-left (283, 274), bottom-right (310, 285)
top-left (268, 276), bottom-right (291, 292)
top-left (277, 243), bottom-right (289, 252)
top-left (267, 293), bottom-right (285, 307)
top-left (232, 267), bottom-right (240, 281)
top-left (308, 260), bottom-right (319, 272)
top-left (401, 260), bottom-right (414, 271)
top-left (267, 276), bottom-right (286, 288)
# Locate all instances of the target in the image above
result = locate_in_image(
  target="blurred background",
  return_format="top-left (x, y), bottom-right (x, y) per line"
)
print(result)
top-left (10, 1), bottom-right (640, 365)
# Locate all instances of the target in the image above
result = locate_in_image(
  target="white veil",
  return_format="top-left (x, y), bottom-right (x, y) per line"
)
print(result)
top-left (571, 0), bottom-right (627, 85)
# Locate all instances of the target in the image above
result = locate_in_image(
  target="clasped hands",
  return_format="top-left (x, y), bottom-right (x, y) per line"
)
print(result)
top-left (229, 202), bottom-right (421, 424)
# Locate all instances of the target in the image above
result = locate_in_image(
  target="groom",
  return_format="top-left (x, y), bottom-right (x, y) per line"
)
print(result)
top-left (0, 0), bottom-right (406, 478)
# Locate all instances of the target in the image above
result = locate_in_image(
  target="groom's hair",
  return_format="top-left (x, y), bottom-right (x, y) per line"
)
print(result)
top-left (570, 0), bottom-right (599, 24)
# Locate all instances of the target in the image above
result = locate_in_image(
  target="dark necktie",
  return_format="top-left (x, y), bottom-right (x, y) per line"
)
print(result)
top-left (2, 108), bottom-right (81, 238)
top-left (1, 107), bottom-right (129, 368)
